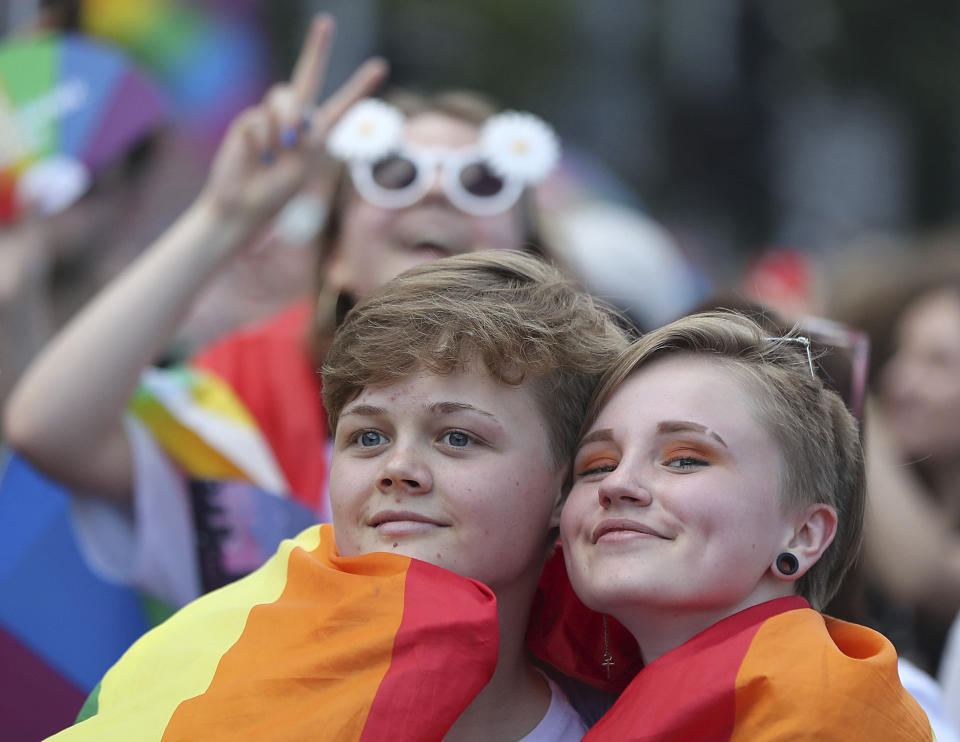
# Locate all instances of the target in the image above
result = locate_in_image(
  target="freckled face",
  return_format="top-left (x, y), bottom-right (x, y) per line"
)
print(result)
top-left (330, 365), bottom-right (564, 593)
top-left (561, 355), bottom-right (790, 620)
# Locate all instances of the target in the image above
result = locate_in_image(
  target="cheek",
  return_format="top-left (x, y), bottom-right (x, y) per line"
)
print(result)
top-left (328, 461), bottom-right (366, 515)
top-left (559, 487), bottom-right (590, 539)
top-left (336, 203), bottom-right (394, 260)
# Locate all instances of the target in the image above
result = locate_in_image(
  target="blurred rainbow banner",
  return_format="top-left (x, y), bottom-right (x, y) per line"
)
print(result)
top-left (0, 33), bottom-right (166, 223)
top-left (81, 0), bottom-right (267, 144)
top-left (0, 452), bottom-right (165, 741)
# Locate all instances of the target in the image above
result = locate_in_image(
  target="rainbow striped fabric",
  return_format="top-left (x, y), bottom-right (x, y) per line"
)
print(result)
top-left (584, 596), bottom-right (933, 741)
top-left (51, 524), bottom-right (499, 741)
top-left (130, 366), bottom-right (289, 493)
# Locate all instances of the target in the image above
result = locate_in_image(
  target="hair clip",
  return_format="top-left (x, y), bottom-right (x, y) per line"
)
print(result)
top-left (765, 336), bottom-right (815, 379)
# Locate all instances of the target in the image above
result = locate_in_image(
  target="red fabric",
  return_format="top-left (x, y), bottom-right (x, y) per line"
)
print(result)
top-left (191, 302), bottom-right (327, 510)
top-left (358, 558), bottom-right (499, 742)
top-left (528, 546), bottom-right (644, 693)
top-left (583, 597), bottom-right (806, 741)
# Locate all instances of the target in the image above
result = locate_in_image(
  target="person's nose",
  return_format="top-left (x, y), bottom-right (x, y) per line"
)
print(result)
top-left (420, 160), bottom-right (450, 204)
top-left (597, 462), bottom-right (652, 509)
top-left (376, 443), bottom-right (432, 496)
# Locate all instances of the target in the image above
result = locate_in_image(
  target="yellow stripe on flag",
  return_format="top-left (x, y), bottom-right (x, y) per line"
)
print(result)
top-left (53, 527), bottom-right (324, 741)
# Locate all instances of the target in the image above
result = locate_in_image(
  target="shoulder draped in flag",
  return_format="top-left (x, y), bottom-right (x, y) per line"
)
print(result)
top-left (52, 524), bottom-right (499, 741)
top-left (583, 596), bottom-right (933, 741)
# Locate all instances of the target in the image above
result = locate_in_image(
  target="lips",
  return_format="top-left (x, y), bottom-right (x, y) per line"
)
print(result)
top-left (591, 518), bottom-right (667, 544)
top-left (369, 510), bottom-right (447, 528)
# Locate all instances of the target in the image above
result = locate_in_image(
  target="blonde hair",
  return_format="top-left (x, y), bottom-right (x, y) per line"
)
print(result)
top-left (322, 251), bottom-right (630, 470)
top-left (585, 311), bottom-right (864, 610)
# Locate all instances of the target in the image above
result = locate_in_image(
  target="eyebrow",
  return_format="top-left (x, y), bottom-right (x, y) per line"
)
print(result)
top-left (340, 401), bottom-right (498, 420)
top-left (579, 428), bottom-right (615, 448)
top-left (340, 404), bottom-right (386, 419)
top-left (657, 420), bottom-right (727, 448)
top-left (429, 401), bottom-right (498, 420)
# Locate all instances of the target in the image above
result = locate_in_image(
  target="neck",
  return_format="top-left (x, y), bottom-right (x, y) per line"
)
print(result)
top-left (443, 573), bottom-right (552, 742)
top-left (620, 583), bottom-right (793, 665)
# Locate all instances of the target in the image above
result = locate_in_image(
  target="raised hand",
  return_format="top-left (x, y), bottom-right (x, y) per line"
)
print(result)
top-left (201, 15), bottom-right (387, 231)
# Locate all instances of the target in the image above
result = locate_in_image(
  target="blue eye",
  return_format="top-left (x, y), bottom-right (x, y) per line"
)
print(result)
top-left (358, 430), bottom-right (385, 448)
top-left (443, 430), bottom-right (471, 448)
top-left (665, 456), bottom-right (708, 470)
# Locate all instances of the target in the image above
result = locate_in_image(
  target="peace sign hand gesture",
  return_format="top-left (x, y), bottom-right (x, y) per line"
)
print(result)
top-left (200, 15), bottom-right (387, 235)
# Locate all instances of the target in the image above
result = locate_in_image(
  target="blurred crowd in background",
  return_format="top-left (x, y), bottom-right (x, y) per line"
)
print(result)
top-left (3, 0), bottom-right (960, 740)
top-left (5, 0), bottom-right (960, 355)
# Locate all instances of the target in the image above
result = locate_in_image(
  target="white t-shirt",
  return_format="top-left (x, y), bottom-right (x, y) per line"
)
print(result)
top-left (521, 675), bottom-right (588, 742)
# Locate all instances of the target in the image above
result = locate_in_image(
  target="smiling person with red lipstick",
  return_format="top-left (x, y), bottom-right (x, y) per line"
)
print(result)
top-left (561, 312), bottom-right (933, 741)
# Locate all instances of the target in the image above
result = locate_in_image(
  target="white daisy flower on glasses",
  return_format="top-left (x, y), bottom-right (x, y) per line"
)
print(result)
top-left (480, 111), bottom-right (560, 183)
top-left (327, 99), bottom-right (404, 162)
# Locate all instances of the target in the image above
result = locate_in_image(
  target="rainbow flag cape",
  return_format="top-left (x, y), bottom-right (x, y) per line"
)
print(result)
top-left (51, 524), bottom-right (499, 741)
top-left (584, 596), bottom-right (933, 741)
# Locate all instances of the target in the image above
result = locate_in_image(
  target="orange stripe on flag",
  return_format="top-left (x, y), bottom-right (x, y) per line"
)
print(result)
top-left (731, 610), bottom-right (933, 741)
top-left (161, 529), bottom-right (410, 741)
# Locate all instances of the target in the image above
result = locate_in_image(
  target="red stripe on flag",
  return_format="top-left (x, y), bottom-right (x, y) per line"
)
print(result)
top-left (584, 598), bottom-right (805, 741)
top-left (358, 559), bottom-right (500, 742)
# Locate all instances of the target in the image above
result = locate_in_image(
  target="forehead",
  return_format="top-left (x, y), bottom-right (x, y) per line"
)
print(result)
top-left (347, 363), bottom-right (540, 417)
top-left (594, 355), bottom-right (770, 442)
top-left (403, 112), bottom-right (481, 149)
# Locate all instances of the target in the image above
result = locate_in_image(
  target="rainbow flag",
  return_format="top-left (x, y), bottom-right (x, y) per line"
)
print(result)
top-left (130, 365), bottom-right (289, 493)
top-left (584, 596), bottom-right (933, 741)
top-left (51, 524), bottom-right (500, 741)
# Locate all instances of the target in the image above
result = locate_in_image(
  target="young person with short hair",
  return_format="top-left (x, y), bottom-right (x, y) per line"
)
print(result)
top-left (561, 311), bottom-right (933, 740)
top-left (51, 251), bottom-right (629, 742)
top-left (5, 15), bottom-right (565, 607)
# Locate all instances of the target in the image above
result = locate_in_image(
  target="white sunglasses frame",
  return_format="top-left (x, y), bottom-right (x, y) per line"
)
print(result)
top-left (348, 143), bottom-right (525, 217)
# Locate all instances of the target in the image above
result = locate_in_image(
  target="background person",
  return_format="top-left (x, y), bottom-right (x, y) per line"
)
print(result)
top-left (4, 14), bottom-right (564, 607)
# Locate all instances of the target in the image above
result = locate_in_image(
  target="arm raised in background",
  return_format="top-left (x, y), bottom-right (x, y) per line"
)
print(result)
top-left (3, 15), bottom-right (386, 502)
top-left (863, 401), bottom-right (960, 622)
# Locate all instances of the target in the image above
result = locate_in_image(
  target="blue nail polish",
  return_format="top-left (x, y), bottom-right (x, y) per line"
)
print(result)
top-left (260, 150), bottom-right (275, 165)
top-left (280, 127), bottom-right (299, 148)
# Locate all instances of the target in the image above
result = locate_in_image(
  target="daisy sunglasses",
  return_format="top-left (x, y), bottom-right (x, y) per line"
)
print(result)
top-left (327, 99), bottom-right (559, 216)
